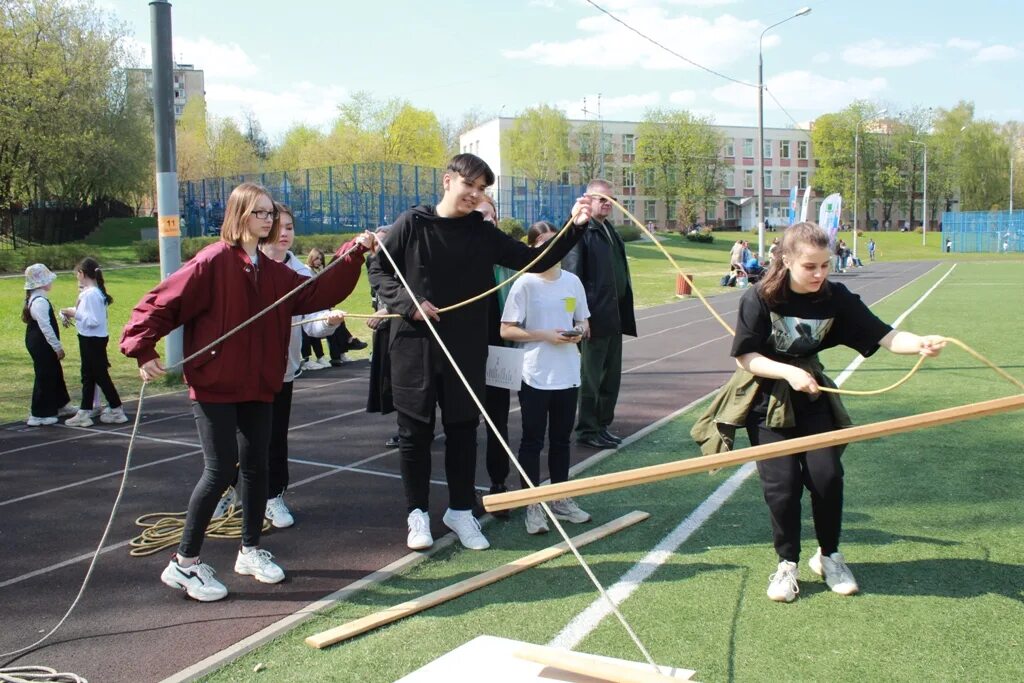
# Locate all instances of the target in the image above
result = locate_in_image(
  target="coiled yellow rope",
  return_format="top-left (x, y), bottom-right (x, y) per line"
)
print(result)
top-left (129, 493), bottom-right (271, 557)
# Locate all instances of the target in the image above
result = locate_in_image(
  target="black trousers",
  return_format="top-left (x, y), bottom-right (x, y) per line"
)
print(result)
top-left (76, 335), bottom-right (121, 410)
top-left (517, 383), bottom-right (578, 489)
top-left (326, 321), bottom-right (354, 360)
top-left (179, 401), bottom-right (272, 557)
top-left (301, 332), bottom-right (324, 360)
top-left (484, 385), bottom-right (510, 488)
top-left (27, 339), bottom-right (70, 418)
top-left (396, 400), bottom-right (478, 513)
top-left (267, 381), bottom-right (293, 498)
top-left (746, 407), bottom-right (844, 563)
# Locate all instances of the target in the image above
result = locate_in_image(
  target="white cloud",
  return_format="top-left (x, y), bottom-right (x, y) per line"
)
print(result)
top-left (205, 82), bottom-right (348, 140)
top-left (811, 52), bottom-right (830, 64)
top-left (669, 90), bottom-right (697, 105)
top-left (122, 35), bottom-right (259, 80)
top-left (712, 70), bottom-right (887, 113)
top-left (947, 37), bottom-right (982, 51)
top-left (556, 91), bottom-right (661, 118)
top-left (503, 9), bottom-right (769, 73)
top-left (841, 39), bottom-right (935, 68)
top-left (973, 44), bottom-right (1019, 63)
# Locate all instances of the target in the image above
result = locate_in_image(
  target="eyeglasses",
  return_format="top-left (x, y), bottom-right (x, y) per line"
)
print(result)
top-left (251, 209), bottom-right (277, 220)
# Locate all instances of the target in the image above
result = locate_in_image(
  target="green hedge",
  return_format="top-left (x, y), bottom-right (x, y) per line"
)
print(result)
top-left (498, 218), bottom-right (525, 241)
top-left (615, 224), bottom-right (642, 242)
top-left (684, 227), bottom-right (715, 244)
top-left (132, 233), bottom-right (359, 264)
top-left (0, 243), bottom-right (95, 273)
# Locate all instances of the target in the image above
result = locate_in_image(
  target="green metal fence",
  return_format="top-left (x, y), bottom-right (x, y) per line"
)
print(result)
top-left (941, 210), bottom-right (1024, 253)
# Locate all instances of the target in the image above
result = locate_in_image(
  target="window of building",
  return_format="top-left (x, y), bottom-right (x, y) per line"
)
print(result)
top-left (763, 139), bottom-right (773, 159)
top-left (743, 138), bottom-right (754, 157)
top-left (764, 170), bottom-right (773, 189)
top-left (602, 133), bottom-right (614, 155)
top-left (622, 198), bottom-right (636, 216)
top-left (744, 169), bottom-right (754, 189)
top-left (725, 202), bottom-right (738, 220)
top-left (781, 170), bottom-right (791, 189)
top-left (797, 140), bottom-right (808, 160)
top-left (798, 171), bottom-right (808, 189)
top-left (560, 171), bottom-right (571, 185)
top-left (724, 140), bottom-right (735, 157)
top-left (667, 167), bottom-right (677, 184)
top-left (622, 134), bottom-right (635, 155)
top-left (724, 171), bottom-right (735, 189)
top-left (644, 200), bottom-right (657, 221)
top-left (622, 167), bottom-right (635, 189)
top-left (643, 168), bottom-right (655, 186)
top-left (666, 200), bottom-right (676, 221)
top-left (780, 140), bottom-right (791, 158)
top-left (705, 204), bottom-right (716, 221)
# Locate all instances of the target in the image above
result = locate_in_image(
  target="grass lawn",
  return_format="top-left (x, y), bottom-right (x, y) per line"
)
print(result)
top-left (198, 261), bottom-right (1024, 682)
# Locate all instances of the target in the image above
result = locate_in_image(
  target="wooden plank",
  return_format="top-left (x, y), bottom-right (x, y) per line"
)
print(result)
top-left (484, 393), bottom-right (1024, 512)
top-left (305, 511), bottom-right (651, 649)
top-left (514, 643), bottom-right (691, 682)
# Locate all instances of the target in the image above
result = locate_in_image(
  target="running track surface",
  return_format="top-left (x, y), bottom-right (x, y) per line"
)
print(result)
top-left (0, 262), bottom-right (937, 682)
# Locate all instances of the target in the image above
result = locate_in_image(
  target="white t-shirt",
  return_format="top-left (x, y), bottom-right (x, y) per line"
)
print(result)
top-left (501, 270), bottom-right (590, 390)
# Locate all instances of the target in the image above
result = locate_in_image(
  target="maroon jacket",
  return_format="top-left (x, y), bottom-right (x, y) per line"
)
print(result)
top-left (120, 239), bottom-right (367, 403)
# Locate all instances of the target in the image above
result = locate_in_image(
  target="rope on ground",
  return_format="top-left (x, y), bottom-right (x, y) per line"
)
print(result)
top-left (0, 665), bottom-right (88, 683)
top-left (128, 496), bottom-right (271, 558)
top-left (373, 229), bottom-right (663, 673)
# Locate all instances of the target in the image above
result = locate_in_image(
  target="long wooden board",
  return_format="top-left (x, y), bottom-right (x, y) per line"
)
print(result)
top-left (484, 394), bottom-right (1024, 512)
top-left (305, 510), bottom-right (651, 649)
top-left (514, 643), bottom-right (692, 682)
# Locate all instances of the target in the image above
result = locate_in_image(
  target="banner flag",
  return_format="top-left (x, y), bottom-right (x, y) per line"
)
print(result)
top-left (788, 186), bottom-right (799, 226)
top-left (818, 192), bottom-right (843, 243)
top-left (799, 186), bottom-right (812, 222)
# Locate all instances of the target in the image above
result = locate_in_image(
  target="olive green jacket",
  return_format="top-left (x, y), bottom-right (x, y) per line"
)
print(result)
top-left (690, 356), bottom-right (852, 455)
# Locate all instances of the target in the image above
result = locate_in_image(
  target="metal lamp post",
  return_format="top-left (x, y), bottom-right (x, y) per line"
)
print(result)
top-left (757, 6), bottom-right (811, 259)
top-left (853, 108), bottom-right (886, 260)
top-left (909, 140), bottom-right (927, 246)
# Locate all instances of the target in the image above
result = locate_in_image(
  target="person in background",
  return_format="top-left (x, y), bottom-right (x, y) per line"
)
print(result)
top-left (868, 238), bottom-right (877, 261)
top-left (501, 221), bottom-right (592, 535)
top-left (60, 257), bottom-right (128, 427)
top-left (121, 182), bottom-right (374, 602)
top-left (692, 221), bottom-right (946, 603)
top-left (22, 263), bottom-right (75, 426)
top-left (300, 248), bottom-right (331, 371)
top-left (365, 224), bottom-right (399, 448)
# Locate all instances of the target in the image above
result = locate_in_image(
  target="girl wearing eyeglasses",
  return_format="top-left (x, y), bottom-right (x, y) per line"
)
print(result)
top-left (121, 182), bottom-right (375, 602)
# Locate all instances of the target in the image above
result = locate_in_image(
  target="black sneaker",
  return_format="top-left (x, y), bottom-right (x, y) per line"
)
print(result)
top-left (347, 337), bottom-right (368, 351)
top-left (600, 429), bottom-right (624, 444)
top-left (385, 434), bottom-right (400, 448)
top-left (578, 434), bottom-right (617, 449)
top-left (488, 484), bottom-right (510, 519)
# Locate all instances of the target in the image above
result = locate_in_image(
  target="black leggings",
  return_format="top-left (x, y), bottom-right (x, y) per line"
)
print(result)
top-left (484, 385), bottom-right (510, 488)
top-left (746, 408), bottom-right (844, 563)
top-left (396, 409), bottom-right (478, 513)
top-left (517, 383), bottom-right (578, 489)
top-left (179, 401), bottom-right (272, 557)
top-left (77, 335), bottom-right (121, 410)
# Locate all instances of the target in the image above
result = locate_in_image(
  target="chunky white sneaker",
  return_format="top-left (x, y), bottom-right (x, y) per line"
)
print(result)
top-left (314, 358), bottom-right (333, 369)
top-left (212, 487), bottom-right (237, 519)
top-left (64, 409), bottom-right (94, 427)
top-left (26, 415), bottom-right (59, 426)
top-left (443, 508), bottom-right (490, 550)
top-left (767, 560), bottom-right (800, 603)
top-left (234, 547), bottom-right (285, 584)
top-left (160, 555), bottom-right (227, 602)
top-left (525, 504), bottom-right (549, 535)
top-left (301, 359), bottom-right (323, 371)
top-left (550, 498), bottom-right (591, 524)
top-left (407, 509), bottom-right (433, 550)
top-left (99, 406), bottom-right (129, 424)
top-left (58, 403), bottom-right (79, 418)
top-left (809, 548), bottom-right (859, 595)
top-left (265, 495), bottom-right (294, 528)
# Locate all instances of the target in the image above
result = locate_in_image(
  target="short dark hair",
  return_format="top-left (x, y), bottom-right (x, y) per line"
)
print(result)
top-left (446, 153), bottom-right (495, 186)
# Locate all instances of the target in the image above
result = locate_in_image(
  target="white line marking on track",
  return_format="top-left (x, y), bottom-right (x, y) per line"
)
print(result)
top-left (548, 262), bottom-right (952, 650)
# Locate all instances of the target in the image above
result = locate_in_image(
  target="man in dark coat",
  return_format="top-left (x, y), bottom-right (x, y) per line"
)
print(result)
top-left (562, 178), bottom-right (637, 450)
top-left (368, 153), bottom-right (591, 552)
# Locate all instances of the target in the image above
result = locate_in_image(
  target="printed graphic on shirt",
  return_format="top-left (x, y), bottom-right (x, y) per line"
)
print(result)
top-left (768, 313), bottom-right (834, 356)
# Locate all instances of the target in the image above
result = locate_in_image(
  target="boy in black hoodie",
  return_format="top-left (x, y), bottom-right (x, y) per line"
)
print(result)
top-left (369, 153), bottom-right (592, 551)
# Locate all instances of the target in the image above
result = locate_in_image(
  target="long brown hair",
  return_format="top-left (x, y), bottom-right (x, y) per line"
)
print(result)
top-left (757, 221), bottom-right (832, 307)
top-left (219, 182), bottom-right (279, 247)
top-left (77, 257), bottom-right (113, 305)
top-left (527, 220), bottom-right (557, 247)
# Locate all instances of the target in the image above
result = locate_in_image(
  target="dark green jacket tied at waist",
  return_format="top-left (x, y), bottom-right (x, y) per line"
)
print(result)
top-left (690, 355), bottom-right (852, 456)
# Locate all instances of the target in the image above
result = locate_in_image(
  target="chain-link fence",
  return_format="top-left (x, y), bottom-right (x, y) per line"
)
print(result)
top-left (179, 163), bottom-right (586, 237)
top-left (941, 210), bottom-right (1024, 253)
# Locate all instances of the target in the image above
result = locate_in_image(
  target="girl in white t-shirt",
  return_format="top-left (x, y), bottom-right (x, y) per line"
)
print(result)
top-left (501, 221), bottom-right (592, 535)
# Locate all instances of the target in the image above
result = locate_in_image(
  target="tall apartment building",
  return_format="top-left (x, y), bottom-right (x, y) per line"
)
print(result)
top-left (126, 63), bottom-right (206, 121)
top-left (460, 117), bottom-right (819, 230)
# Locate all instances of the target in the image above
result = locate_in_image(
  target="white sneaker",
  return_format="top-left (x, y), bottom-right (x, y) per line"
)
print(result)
top-left (407, 508), bottom-right (433, 550)
top-left (314, 358), bottom-right (333, 369)
top-left (161, 555), bottom-right (228, 602)
top-left (26, 415), bottom-right (59, 426)
top-left (99, 406), bottom-right (129, 424)
top-left (64, 409), bottom-right (94, 427)
top-left (58, 403), bottom-right (79, 417)
top-left (525, 504), bottom-right (549, 535)
top-left (550, 498), bottom-right (591, 524)
top-left (265, 495), bottom-right (294, 528)
top-left (809, 548), bottom-right (859, 595)
top-left (767, 560), bottom-right (800, 603)
top-left (212, 487), bottom-right (237, 519)
top-left (443, 508), bottom-right (490, 550)
top-left (337, 353), bottom-right (351, 364)
top-left (301, 359), bottom-right (323, 371)
top-left (234, 547), bottom-right (285, 584)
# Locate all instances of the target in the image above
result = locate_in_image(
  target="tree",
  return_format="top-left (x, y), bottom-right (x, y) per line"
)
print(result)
top-left (269, 124), bottom-right (329, 172)
top-left (381, 103), bottom-right (446, 167)
top-left (175, 98), bottom-right (210, 180)
top-left (242, 109), bottom-right (270, 163)
top-left (503, 105), bottom-right (573, 181)
top-left (441, 107), bottom-right (489, 159)
top-left (633, 109), bottom-right (725, 225)
top-left (207, 116), bottom-right (258, 178)
top-left (572, 121), bottom-right (603, 184)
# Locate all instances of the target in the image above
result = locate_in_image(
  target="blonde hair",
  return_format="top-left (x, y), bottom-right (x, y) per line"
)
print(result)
top-left (220, 182), bottom-right (279, 246)
top-left (477, 193), bottom-right (497, 220)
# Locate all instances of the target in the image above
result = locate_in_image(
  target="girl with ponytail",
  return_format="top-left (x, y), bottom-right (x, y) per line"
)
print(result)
top-left (61, 257), bottom-right (127, 426)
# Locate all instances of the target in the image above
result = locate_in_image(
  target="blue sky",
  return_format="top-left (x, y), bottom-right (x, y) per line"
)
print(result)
top-left (102, 0), bottom-right (1024, 140)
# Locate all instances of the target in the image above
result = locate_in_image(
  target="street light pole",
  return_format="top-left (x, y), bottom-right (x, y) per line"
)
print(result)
top-left (853, 108), bottom-right (886, 261)
top-left (909, 140), bottom-right (927, 246)
top-left (757, 7), bottom-right (811, 260)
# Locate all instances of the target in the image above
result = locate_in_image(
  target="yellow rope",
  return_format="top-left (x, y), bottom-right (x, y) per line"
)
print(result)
top-left (129, 491), bottom-right (272, 557)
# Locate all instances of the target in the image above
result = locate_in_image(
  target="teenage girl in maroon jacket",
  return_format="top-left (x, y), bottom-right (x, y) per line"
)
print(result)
top-left (121, 182), bottom-right (375, 602)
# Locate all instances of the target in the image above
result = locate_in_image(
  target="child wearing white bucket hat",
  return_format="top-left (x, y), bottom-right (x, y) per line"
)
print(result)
top-left (22, 264), bottom-right (75, 426)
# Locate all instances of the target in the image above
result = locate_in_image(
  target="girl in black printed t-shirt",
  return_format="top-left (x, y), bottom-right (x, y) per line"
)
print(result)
top-left (730, 222), bottom-right (946, 603)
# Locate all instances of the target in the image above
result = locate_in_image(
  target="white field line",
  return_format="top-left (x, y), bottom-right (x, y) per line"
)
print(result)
top-left (548, 263), bottom-right (953, 651)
